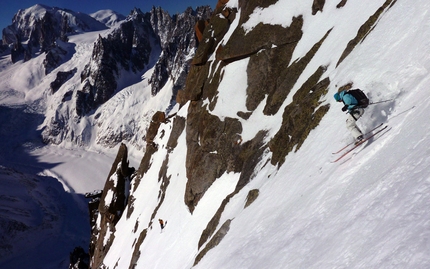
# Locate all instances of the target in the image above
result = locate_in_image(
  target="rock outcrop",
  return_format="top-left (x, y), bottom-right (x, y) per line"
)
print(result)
top-left (50, 68), bottom-right (77, 94)
top-left (43, 43), bottom-right (69, 75)
top-left (89, 143), bottom-right (135, 268)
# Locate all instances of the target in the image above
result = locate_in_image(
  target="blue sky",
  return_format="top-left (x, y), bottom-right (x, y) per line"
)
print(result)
top-left (0, 0), bottom-right (215, 36)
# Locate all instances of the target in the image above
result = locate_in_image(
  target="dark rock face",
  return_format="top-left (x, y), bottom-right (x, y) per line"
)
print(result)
top-left (162, 1), bottom-right (330, 262)
top-left (50, 68), bottom-right (77, 93)
top-left (184, 100), bottom-right (244, 212)
top-left (312, 0), bottom-right (326, 14)
top-left (146, 111), bottom-right (166, 144)
top-left (89, 143), bottom-right (135, 268)
top-left (84, 190), bottom-right (103, 230)
top-left (194, 219), bottom-right (231, 265)
top-left (43, 45), bottom-right (69, 75)
top-left (336, 0), bottom-right (348, 8)
top-left (77, 34), bottom-right (125, 116)
top-left (69, 246), bottom-right (89, 269)
top-left (10, 40), bottom-right (32, 63)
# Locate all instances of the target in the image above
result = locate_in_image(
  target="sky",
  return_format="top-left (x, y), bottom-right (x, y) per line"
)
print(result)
top-left (0, 0), bottom-right (215, 36)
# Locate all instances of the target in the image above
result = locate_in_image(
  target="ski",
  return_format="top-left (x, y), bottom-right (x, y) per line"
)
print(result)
top-left (332, 123), bottom-right (384, 154)
top-left (331, 125), bottom-right (389, 163)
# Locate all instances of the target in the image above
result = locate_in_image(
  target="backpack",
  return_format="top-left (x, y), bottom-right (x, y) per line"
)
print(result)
top-left (347, 89), bottom-right (369, 108)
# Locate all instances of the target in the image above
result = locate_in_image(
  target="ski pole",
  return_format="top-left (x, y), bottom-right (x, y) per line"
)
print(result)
top-left (369, 99), bottom-right (394, 105)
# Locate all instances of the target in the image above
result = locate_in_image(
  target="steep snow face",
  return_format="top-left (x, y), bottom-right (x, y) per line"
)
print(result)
top-left (96, 0), bottom-right (430, 268)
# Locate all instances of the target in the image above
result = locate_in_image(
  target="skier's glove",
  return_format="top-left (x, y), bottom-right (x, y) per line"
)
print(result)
top-left (341, 105), bottom-right (348, 112)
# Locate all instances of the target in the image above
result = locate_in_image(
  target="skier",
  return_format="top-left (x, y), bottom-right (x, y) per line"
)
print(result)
top-left (158, 219), bottom-right (166, 231)
top-left (334, 89), bottom-right (367, 142)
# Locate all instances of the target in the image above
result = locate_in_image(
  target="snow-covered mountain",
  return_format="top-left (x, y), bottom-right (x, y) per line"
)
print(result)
top-left (89, 10), bottom-right (126, 27)
top-left (1, 0), bottom-right (430, 268)
top-left (2, 4), bottom-right (108, 62)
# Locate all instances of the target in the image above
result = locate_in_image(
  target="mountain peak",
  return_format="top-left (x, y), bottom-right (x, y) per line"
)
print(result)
top-left (90, 9), bottom-right (126, 27)
top-left (2, 4), bottom-right (108, 62)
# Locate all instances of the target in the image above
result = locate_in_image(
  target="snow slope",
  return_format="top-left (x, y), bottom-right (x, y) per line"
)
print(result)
top-left (101, 0), bottom-right (430, 268)
top-left (1, 0), bottom-right (430, 268)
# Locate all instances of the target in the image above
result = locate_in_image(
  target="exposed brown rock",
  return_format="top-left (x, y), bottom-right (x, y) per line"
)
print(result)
top-left (176, 89), bottom-right (187, 106)
top-left (183, 64), bottom-right (210, 101)
top-left (133, 142), bottom-right (158, 191)
top-left (129, 229), bottom-right (147, 268)
top-left (90, 143), bottom-right (134, 268)
top-left (336, 0), bottom-right (348, 8)
top-left (338, 82), bottom-right (353, 92)
top-left (196, 130), bottom-right (267, 250)
top-left (312, 0), bottom-right (326, 15)
top-left (194, 19), bottom-right (209, 43)
top-left (245, 189), bottom-right (260, 208)
top-left (269, 70), bottom-right (330, 165)
top-left (245, 34), bottom-right (300, 112)
top-left (221, 7), bottom-right (236, 23)
top-left (166, 116), bottom-right (186, 151)
top-left (184, 100), bottom-right (243, 212)
top-left (194, 219), bottom-right (232, 265)
top-left (192, 12), bottom-right (231, 65)
top-left (126, 141), bottom-right (158, 220)
top-left (237, 0), bottom-right (278, 24)
top-left (203, 60), bottom-right (227, 109)
top-left (215, 0), bottom-right (231, 13)
top-left (146, 111), bottom-right (166, 144)
top-left (263, 28), bottom-right (331, 116)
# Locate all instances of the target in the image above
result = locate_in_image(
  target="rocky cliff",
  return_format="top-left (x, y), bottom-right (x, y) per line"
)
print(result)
top-left (89, 0), bottom-right (398, 268)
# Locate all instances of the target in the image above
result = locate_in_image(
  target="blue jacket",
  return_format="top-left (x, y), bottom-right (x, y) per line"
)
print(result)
top-left (338, 91), bottom-right (358, 111)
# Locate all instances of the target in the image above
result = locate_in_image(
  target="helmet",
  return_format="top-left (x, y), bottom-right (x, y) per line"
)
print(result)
top-left (334, 92), bottom-right (341, 101)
